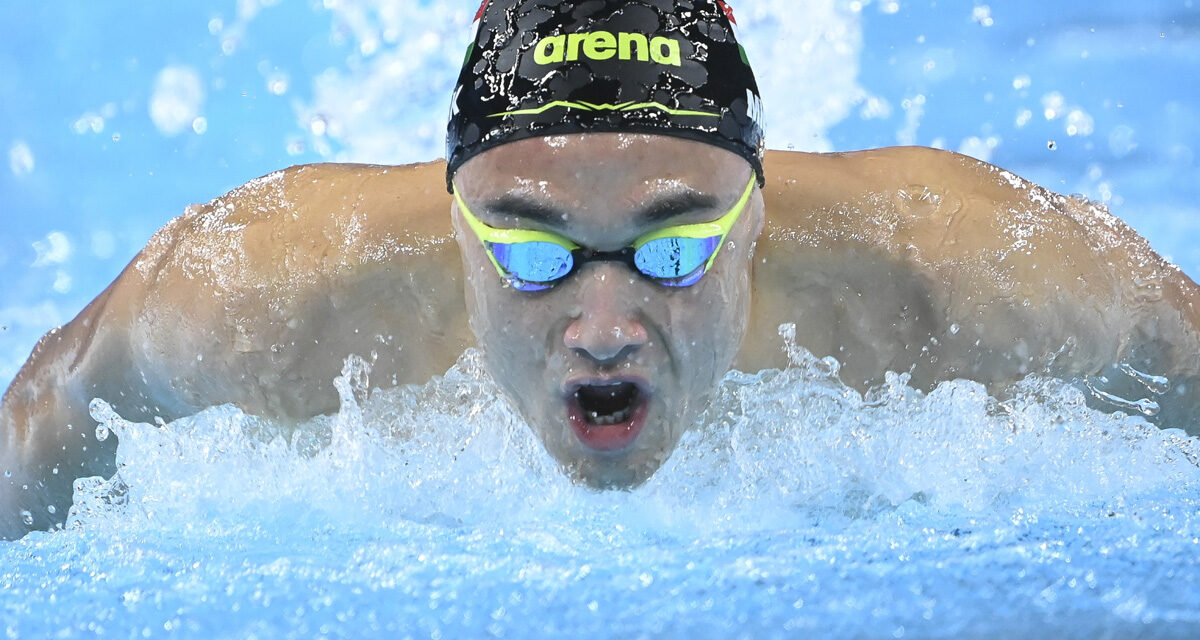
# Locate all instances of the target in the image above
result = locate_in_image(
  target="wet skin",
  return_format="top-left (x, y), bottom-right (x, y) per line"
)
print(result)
top-left (4, 138), bottom-right (1200, 538)
top-left (452, 135), bottom-right (764, 487)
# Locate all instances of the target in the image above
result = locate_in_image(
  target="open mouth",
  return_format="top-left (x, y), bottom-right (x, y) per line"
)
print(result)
top-left (566, 380), bottom-right (650, 452)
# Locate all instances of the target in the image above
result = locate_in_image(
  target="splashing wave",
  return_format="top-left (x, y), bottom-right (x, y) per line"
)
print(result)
top-left (4, 330), bottom-right (1196, 638)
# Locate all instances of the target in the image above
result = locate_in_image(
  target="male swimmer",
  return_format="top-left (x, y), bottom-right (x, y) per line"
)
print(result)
top-left (4, 0), bottom-right (1200, 539)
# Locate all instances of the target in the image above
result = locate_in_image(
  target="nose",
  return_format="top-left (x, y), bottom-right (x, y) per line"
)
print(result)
top-left (563, 265), bottom-right (649, 365)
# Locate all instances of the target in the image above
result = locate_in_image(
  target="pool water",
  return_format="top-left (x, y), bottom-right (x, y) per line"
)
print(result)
top-left (2, 1), bottom-right (1200, 638)
top-left (4, 344), bottom-right (1200, 638)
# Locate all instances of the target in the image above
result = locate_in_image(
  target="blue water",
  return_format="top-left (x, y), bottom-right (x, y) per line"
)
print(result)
top-left (5, 348), bottom-right (1200, 638)
top-left (2, 1), bottom-right (1200, 638)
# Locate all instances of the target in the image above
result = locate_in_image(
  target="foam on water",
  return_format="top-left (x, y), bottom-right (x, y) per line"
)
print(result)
top-left (3, 328), bottom-right (1199, 638)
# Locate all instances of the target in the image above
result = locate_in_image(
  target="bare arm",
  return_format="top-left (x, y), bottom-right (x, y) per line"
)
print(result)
top-left (6, 150), bottom-right (1200, 537)
top-left (121, 161), bottom-right (471, 419)
top-left (1, 161), bottom-right (473, 538)
top-left (1, 272), bottom-right (133, 538)
top-left (741, 147), bottom-right (1200, 429)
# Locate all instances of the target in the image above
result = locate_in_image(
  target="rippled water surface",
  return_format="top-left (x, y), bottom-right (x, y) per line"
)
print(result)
top-left (4, 339), bottom-right (1199, 639)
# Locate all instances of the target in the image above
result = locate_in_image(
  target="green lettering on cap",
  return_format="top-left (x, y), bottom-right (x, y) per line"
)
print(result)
top-left (532, 31), bottom-right (681, 67)
top-left (650, 36), bottom-right (681, 66)
top-left (583, 31), bottom-right (617, 60)
top-left (619, 32), bottom-right (649, 61)
top-left (534, 34), bottom-right (566, 64)
top-left (566, 33), bottom-right (587, 61)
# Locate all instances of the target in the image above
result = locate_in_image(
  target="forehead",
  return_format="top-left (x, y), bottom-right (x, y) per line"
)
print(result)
top-left (454, 133), bottom-right (752, 207)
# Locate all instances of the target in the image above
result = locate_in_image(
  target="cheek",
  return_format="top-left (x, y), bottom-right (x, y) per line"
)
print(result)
top-left (461, 268), bottom-right (557, 399)
top-left (459, 240), bottom-right (529, 374)
top-left (663, 258), bottom-right (753, 383)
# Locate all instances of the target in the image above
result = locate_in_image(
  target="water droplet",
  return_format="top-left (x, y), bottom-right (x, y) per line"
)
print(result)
top-left (266, 72), bottom-right (289, 96)
top-left (1135, 399), bottom-right (1161, 417)
top-left (47, 505), bottom-right (56, 515)
top-left (1118, 363), bottom-right (1171, 396)
top-left (20, 510), bottom-right (33, 526)
top-left (310, 115), bottom-right (328, 136)
top-left (949, 323), bottom-right (961, 335)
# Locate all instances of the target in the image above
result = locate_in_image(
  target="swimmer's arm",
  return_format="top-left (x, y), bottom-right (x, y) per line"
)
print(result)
top-left (1, 161), bottom-right (472, 537)
top-left (745, 148), bottom-right (1200, 427)
top-left (0, 244), bottom-right (168, 538)
top-left (111, 162), bottom-right (471, 421)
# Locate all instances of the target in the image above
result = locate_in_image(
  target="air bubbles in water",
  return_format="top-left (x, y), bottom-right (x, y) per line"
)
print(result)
top-left (20, 510), bottom-right (33, 527)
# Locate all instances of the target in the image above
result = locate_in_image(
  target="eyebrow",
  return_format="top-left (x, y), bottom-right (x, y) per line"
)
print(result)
top-left (482, 189), bottom-right (722, 227)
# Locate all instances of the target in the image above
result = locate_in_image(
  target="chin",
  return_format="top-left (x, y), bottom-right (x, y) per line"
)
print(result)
top-left (561, 423), bottom-right (681, 490)
top-left (568, 454), bottom-right (662, 490)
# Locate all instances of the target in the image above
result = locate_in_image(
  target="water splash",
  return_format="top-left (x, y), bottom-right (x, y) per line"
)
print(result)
top-left (5, 336), bottom-right (1200, 638)
top-left (1118, 362), bottom-right (1172, 396)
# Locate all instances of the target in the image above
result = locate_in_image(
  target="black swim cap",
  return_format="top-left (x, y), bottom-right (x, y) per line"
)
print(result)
top-left (446, 0), bottom-right (765, 192)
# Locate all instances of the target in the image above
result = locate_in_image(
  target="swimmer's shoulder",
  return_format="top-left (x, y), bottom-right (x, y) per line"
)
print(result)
top-left (132, 160), bottom-right (456, 293)
top-left (108, 159), bottom-right (469, 420)
top-left (759, 146), bottom-right (1116, 267)
top-left (761, 145), bottom-right (1057, 232)
top-left (192, 160), bottom-right (453, 257)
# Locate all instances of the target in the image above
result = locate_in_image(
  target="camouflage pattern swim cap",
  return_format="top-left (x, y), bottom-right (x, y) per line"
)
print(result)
top-left (446, 0), bottom-right (765, 191)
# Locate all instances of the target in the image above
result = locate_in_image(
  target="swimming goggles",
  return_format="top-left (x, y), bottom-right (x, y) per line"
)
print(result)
top-left (453, 175), bottom-right (756, 292)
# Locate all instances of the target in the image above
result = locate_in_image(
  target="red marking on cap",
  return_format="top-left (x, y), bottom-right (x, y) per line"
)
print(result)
top-left (474, 0), bottom-right (488, 22)
top-left (717, 0), bottom-right (737, 25)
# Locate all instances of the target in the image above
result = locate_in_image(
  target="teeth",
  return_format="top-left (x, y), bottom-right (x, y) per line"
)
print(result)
top-left (586, 407), bottom-right (633, 426)
top-left (575, 382), bottom-right (640, 426)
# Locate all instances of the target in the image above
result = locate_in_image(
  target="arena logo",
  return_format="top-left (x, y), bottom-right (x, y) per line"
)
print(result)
top-left (533, 31), bottom-right (682, 67)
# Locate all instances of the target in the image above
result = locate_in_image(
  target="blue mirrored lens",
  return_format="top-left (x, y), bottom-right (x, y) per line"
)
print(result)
top-left (634, 236), bottom-right (721, 280)
top-left (489, 241), bottom-right (575, 284)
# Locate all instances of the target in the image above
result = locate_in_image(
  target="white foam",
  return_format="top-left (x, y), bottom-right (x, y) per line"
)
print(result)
top-left (69, 334), bottom-right (1200, 540)
top-left (1, 331), bottom-right (1196, 637)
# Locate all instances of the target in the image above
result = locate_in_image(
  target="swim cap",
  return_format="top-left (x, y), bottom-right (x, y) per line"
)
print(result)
top-left (446, 0), bottom-right (765, 192)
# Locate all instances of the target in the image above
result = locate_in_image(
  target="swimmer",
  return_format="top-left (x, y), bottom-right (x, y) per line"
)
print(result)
top-left (3, 0), bottom-right (1200, 538)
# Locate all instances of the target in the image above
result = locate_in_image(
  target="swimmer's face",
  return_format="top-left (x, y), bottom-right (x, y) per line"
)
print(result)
top-left (452, 133), bottom-right (764, 487)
